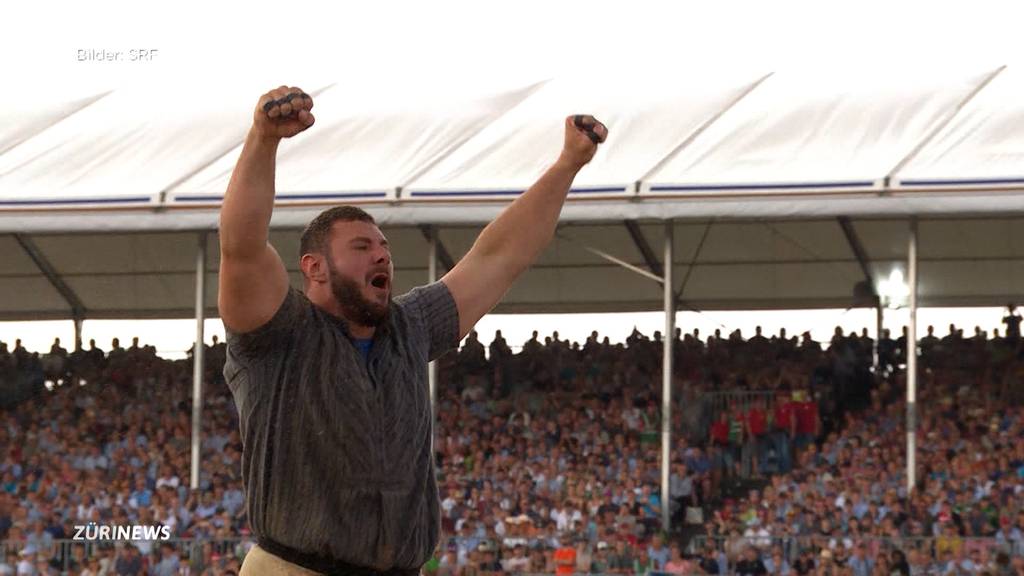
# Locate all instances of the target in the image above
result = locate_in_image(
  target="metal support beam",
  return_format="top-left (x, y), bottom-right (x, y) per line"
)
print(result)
top-left (191, 232), bottom-right (207, 490)
top-left (420, 226), bottom-right (454, 272)
top-left (661, 221), bottom-right (675, 534)
top-left (555, 226), bottom-right (716, 340)
top-left (674, 221), bottom-right (713, 309)
top-left (556, 228), bottom-right (715, 324)
top-left (624, 220), bottom-right (663, 277)
top-left (837, 217), bottom-right (883, 371)
top-left (556, 232), bottom-right (663, 283)
top-left (14, 234), bottom-right (87, 326)
top-left (837, 217), bottom-right (877, 292)
top-left (907, 219), bottom-right (918, 495)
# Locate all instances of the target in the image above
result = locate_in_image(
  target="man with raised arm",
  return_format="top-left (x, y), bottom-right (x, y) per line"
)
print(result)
top-left (219, 85), bottom-right (607, 576)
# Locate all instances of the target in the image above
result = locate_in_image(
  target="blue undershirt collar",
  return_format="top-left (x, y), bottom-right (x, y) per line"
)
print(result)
top-left (352, 338), bottom-right (373, 362)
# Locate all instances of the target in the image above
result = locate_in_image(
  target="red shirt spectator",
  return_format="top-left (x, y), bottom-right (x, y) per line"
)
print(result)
top-left (554, 544), bottom-right (577, 576)
top-left (710, 419), bottom-right (729, 445)
top-left (795, 400), bottom-right (819, 436)
top-left (746, 407), bottom-right (767, 437)
top-left (774, 399), bottom-right (796, 434)
top-left (616, 523), bottom-right (640, 547)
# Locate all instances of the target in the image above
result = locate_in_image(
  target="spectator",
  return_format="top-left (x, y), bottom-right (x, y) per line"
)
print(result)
top-left (607, 540), bottom-right (634, 575)
top-left (763, 546), bottom-right (790, 576)
top-left (1005, 304), bottom-right (1022, 342)
top-left (0, 551), bottom-right (15, 576)
top-left (552, 535), bottom-right (575, 576)
top-left (114, 545), bottom-right (142, 576)
top-left (590, 542), bottom-right (611, 574)
top-left (662, 544), bottom-right (691, 575)
top-left (698, 545), bottom-right (724, 575)
top-left (646, 533), bottom-right (669, 570)
top-left (632, 547), bottom-right (655, 576)
top-left (744, 398), bottom-right (769, 478)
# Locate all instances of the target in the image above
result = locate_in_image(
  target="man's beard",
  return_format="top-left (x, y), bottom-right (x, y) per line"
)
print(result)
top-left (327, 263), bottom-right (390, 327)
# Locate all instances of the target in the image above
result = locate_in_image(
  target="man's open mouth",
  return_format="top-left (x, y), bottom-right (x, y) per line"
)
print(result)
top-left (370, 273), bottom-right (389, 290)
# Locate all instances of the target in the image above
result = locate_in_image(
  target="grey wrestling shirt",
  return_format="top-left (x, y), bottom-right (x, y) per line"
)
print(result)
top-left (223, 281), bottom-right (460, 571)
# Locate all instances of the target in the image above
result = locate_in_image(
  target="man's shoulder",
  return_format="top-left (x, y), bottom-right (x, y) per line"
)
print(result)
top-left (224, 289), bottom-right (320, 355)
top-left (393, 281), bottom-right (455, 312)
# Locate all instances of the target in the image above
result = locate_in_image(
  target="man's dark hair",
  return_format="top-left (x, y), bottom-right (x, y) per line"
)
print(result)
top-left (299, 206), bottom-right (376, 258)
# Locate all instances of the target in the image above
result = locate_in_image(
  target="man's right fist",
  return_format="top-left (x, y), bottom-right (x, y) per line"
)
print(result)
top-left (253, 85), bottom-right (315, 140)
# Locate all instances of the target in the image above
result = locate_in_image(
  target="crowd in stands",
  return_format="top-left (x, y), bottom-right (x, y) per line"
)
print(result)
top-left (694, 313), bottom-right (1024, 576)
top-left (0, 305), bottom-right (1022, 575)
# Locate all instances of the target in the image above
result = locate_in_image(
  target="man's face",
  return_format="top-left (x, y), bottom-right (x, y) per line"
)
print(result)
top-left (324, 220), bottom-right (394, 326)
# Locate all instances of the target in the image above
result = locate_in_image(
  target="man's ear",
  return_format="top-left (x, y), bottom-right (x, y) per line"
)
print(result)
top-left (300, 253), bottom-right (328, 284)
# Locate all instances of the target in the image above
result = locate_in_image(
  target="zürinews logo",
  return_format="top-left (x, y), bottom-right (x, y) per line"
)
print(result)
top-left (73, 524), bottom-right (172, 541)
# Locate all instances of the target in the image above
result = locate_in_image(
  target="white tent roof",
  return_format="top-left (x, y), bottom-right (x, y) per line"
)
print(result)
top-left (3, 64), bottom-right (1024, 228)
top-left (403, 72), bottom-right (765, 198)
top-left (4, 0), bottom-right (1024, 320)
top-left (170, 82), bottom-right (544, 204)
top-left (643, 67), bottom-right (1001, 195)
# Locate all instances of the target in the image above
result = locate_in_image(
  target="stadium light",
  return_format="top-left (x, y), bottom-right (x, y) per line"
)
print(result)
top-left (878, 268), bottom-right (910, 310)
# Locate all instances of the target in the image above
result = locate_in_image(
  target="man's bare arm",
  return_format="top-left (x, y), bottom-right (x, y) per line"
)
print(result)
top-left (218, 86), bottom-right (315, 333)
top-left (441, 115), bottom-right (607, 339)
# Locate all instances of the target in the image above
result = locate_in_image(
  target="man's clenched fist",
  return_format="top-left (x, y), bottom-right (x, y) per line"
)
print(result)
top-left (560, 115), bottom-right (608, 171)
top-left (253, 85), bottom-right (315, 140)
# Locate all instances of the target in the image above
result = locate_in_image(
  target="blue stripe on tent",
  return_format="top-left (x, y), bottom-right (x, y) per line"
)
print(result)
top-left (0, 196), bottom-right (152, 206)
top-left (409, 186), bottom-right (626, 197)
top-left (279, 192), bottom-right (388, 200)
top-left (411, 190), bottom-right (520, 197)
top-left (898, 177), bottom-right (1024, 187)
top-left (648, 181), bottom-right (875, 192)
top-left (175, 192), bottom-right (388, 202)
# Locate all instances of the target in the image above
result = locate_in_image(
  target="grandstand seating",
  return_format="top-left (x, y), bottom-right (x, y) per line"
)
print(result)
top-left (1, 323), bottom-right (1022, 575)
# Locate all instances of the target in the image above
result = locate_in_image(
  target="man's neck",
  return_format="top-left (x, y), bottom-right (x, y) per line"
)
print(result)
top-left (348, 324), bottom-right (375, 340)
top-left (311, 295), bottom-right (377, 339)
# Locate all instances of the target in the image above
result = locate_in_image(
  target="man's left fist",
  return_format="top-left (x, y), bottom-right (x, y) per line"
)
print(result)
top-left (560, 114), bottom-right (608, 170)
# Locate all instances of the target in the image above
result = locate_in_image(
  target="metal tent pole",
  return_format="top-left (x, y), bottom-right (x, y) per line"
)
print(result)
top-left (661, 221), bottom-right (675, 533)
top-left (190, 232), bottom-right (207, 490)
top-left (906, 219), bottom-right (918, 495)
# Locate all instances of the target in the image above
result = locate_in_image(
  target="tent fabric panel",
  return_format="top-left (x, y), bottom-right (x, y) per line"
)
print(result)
top-left (685, 221), bottom-right (854, 264)
top-left (0, 91), bottom-right (110, 157)
top-left (895, 68), bottom-right (1024, 186)
top-left (499, 264), bottom-right (664, 306)
top-left (644, 67), bottom-right (998, 193)
top-left (404, 73), bottom-right (764, 197)
top-left (0, 277), bottom-right (70, 314)
top-left (31, 233), bottom-right (202, 275)
top-left (64, 273), bottom-right (198, 312)
top-left (168, 83), bottom-right (542, 202)
top-left (0, 82), bottom-right (259, 206)
top-left (0, 236), bottom-right (44, 275)
top-left (916, 260), bottom-right (1024, 301)
top-left (679, 262), bottom-right (864, 302)
top-left (917, 218), bottom-right (1024, 259)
